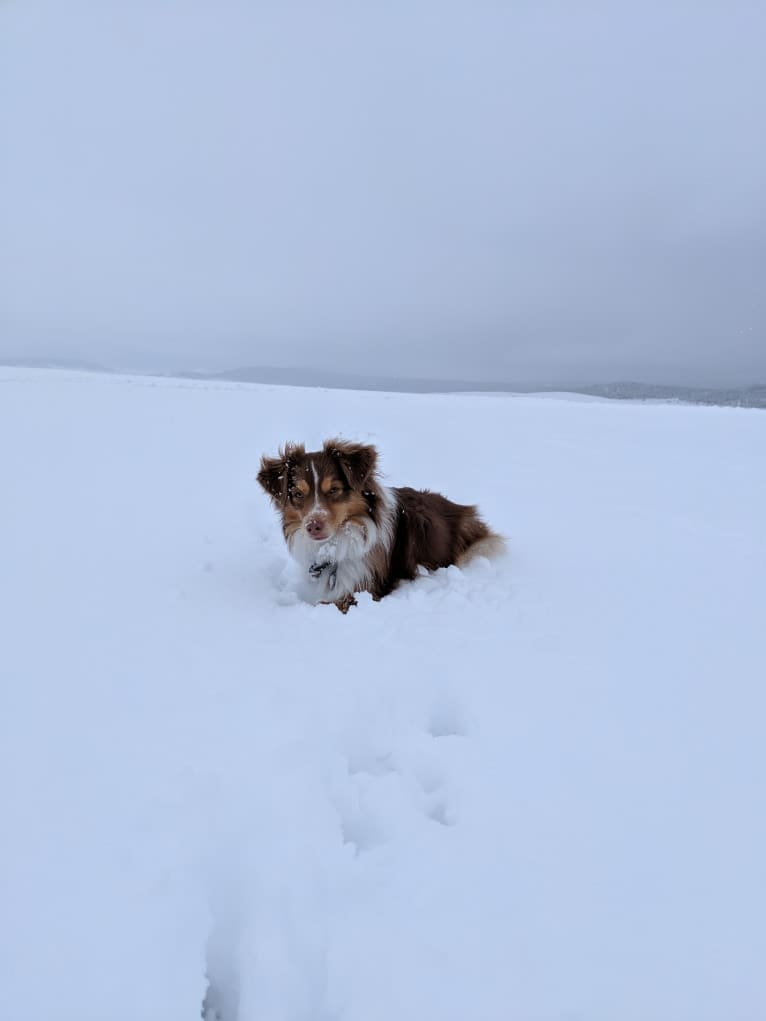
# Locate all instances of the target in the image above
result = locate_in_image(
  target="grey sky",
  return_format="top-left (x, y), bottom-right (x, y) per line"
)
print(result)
top-left (1, 0), bottom-right (764, 385)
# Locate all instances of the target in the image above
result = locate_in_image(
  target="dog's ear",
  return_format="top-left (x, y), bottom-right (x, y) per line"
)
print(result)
top-left (324, 439), bottom-right (378, 490)
top-left (257, 454), bottom-right (287, 503)
top-left (257, 443), bottom-right (305, 503)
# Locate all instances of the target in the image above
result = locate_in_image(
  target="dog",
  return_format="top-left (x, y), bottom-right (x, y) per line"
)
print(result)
top-left (257, 439), bottom-right (504, 612)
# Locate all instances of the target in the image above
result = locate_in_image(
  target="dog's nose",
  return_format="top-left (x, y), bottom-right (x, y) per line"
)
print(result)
top-left (305, 517), bottom-right (327, 538)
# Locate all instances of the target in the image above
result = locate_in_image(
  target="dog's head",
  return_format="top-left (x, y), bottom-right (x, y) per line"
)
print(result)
top-left (257, 439), bottom-right (378, 544)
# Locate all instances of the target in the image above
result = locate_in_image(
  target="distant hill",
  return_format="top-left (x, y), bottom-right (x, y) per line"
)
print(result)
top-left (0, 356), bottom-right (111, 374)
top-left (182, 367), bottom-right (766, 407)
top-left (577, 382), bottom-right (766, 409)
top-left (177, 365), bottom-right (532, 393)
top-left (2, 359), bottom-right (764, 407)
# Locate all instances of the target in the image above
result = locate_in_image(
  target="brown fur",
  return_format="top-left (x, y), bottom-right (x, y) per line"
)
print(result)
top-left (257, 439), bottom-right (504, 610)
top-left (375, 487), bottom-right (496, 598)
top-left (257, 439), bottom-right (376, 545)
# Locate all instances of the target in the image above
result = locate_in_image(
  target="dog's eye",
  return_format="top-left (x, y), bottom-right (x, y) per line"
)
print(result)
top-left (328, 486), bottom-right (343, 497)
top-left (291, 490), bottom-right (305, 501)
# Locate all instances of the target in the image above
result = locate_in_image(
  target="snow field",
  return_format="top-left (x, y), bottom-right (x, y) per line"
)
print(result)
top-left (1, 368), bottom-right (765, 1020)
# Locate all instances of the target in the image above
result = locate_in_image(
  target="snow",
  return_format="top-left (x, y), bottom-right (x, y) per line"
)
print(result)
top-left (1, 367), bottom-right (765, 1020)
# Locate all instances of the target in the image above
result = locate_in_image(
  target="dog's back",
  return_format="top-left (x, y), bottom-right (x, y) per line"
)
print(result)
top-left (381, 487), bottom-right (502, 595)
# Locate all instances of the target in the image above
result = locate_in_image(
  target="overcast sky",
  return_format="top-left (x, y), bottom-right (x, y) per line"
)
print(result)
top-left (1, 1), bottom-right (764, 385)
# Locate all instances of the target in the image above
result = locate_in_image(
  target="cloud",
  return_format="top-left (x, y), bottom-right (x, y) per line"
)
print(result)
top-left (1, 0), bottom-right (764, 384)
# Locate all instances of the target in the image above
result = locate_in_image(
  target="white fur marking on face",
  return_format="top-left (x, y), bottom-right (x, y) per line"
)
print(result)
top-left (311, 461), bottom-right (323, 516)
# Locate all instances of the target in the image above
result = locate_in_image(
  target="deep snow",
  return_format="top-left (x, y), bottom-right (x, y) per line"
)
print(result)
top-left (1, 368), bottom-right (765, 1020)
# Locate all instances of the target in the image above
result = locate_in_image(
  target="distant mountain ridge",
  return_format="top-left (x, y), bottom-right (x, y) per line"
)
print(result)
top-left (179, 367), bottom-right (766, 407)
top-left (178, 365), bottom-right (537, 393)
top-left (576, 382), bottom-right (766, 409)
top-left (2, 359), bottom-right (765, 407)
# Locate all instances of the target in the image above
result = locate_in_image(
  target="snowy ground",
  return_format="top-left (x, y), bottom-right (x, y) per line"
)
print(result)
top-left (2, 367), bottom-right (765, 1021)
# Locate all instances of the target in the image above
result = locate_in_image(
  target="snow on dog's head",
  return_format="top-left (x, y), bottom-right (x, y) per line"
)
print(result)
top-left (257, 439), bottom-right (379, 547)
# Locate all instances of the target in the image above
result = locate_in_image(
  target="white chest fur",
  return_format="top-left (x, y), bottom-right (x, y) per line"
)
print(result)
top-left (287, 487), bottom-right (396, 602)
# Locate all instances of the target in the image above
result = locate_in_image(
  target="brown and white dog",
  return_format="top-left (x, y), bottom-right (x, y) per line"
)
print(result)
top-left (257, 439), bottom-right (504, 612)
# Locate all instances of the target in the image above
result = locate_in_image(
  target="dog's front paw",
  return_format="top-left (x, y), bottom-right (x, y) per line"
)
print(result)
top-left (335, 593), bottom-right (357, 614)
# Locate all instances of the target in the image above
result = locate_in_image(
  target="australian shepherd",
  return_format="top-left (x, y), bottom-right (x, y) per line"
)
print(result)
top-left (257, 439), bottom-right (504, 612)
